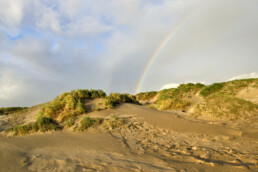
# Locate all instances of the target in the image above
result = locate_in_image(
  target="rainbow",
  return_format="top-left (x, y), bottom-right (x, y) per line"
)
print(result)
top-left (134, 5), bottom-right (202, 94)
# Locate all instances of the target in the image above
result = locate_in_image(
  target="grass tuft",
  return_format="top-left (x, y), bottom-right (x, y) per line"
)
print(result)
top-left (79, 117), bottom-right (102, 131)
top-left (104, 93), bottom-right (139, 108)
top-left (107, 115), bottom-right (125, 129)
top-left (0, 107), bottom-right (28, 115)
top-left (5, 115), bottom-right (60, 136)
top-left (200, 83), bottom-right (225, 97)
top-left (40, 89), bottom-right (107, 120)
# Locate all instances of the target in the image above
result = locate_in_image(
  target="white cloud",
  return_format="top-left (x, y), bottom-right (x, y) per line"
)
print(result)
top-left (0, 71), bottom-right (25, 100)
top-left (228, 72), bottom-right (258, 81)
top-left (0, 0), bottom-right (23, 36)
top-left (160, 83), bottom-right (179, 90)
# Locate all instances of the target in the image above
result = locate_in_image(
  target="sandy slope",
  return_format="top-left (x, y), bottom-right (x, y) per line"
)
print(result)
top-left (0, 104), bottom-right (257, 171)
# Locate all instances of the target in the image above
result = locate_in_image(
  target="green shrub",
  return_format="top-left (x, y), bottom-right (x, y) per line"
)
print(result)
top-left (200, 83), bottom-right (225, 97)
top-left (79, 117), bottom-right (102, 131)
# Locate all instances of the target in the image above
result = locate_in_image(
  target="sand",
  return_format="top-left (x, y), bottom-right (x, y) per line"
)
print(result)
top-left (0, 103), bottom-right (257, 171)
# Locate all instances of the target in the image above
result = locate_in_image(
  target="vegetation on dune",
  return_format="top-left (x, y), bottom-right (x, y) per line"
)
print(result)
top-left (136, 91), bottom-right (157, 101)
top-left (194, 94), bottom-right (258, 120)
top-left (0, 107), bottom-right (28, 115)
top-left (78, 115), bottom-right (125, 131)
top-left (64, 118), bottom-right (76, 128)
top-left (104, 93), bottom-right (139, 108)
top-left (5, 115), bottom-right (60, 136)
top-left (200, 78), bottom-right (257, 97)
top-left (79, 117), bottom-right (102, 131)
top-left (137, 79), bottom-right (258, 120)
top-left (107, 115), bottom-right (125, 129)
top-left (3, 78), bottom-right (258, 136)
top-left (40, 89), bottom-right (106, 121)
top-left (200, 83), bottom-right (225, 97)
top-left (153, 83), bottom-right (205, 111)
top-left (194, 79), bottom-right (258, 119)
top-left (220, 79), bottom-right (258, 95)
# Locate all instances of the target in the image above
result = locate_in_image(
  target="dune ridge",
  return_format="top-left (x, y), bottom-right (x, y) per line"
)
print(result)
top-left (0, 78), bottom-right (258, 171)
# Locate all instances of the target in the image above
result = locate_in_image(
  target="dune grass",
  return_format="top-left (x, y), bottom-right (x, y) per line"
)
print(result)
top-left (192, 79), bottom-right (258, 119)
top-left (0, 107), bottom-right (28, 115)
top-left (153, 83), bottom-right (205, 111)
top-left (200, 79), bottom-right (257, 97)
top-left (107, 115), bottom-right (125, 129)
top-left (40, 89), bottom-right (107, 121)
top-left (194, 94), bottom-right (258, 120)
top-left (79, 117), bottom-right (102, 131)
top-left (136, 91), bottom-right (157, 101)
top-left (104, 93), bottom-right (139, 108)
top-left (200, 83), bottom-right (225, 97)
top-left (5, 115), bottom-right (60, 136)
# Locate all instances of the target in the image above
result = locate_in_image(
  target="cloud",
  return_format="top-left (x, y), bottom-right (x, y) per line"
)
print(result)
top-left (0, 0), bottom-right (258, 106)
top-left (0, 69), bottom-right (25, 100)
top-left (228, 72), bottom-right (258, 81)
top-left (160, 83), bottom-right (179, 90)
top-left (0, 0), bottom-right (23, 36)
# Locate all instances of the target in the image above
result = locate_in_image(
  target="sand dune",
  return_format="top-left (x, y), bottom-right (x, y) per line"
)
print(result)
top-left (1, 103), bottom-right (257, 171)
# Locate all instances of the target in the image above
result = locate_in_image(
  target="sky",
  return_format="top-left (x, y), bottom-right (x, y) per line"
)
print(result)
top-left (0, 0), bottom-right (258, 107)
